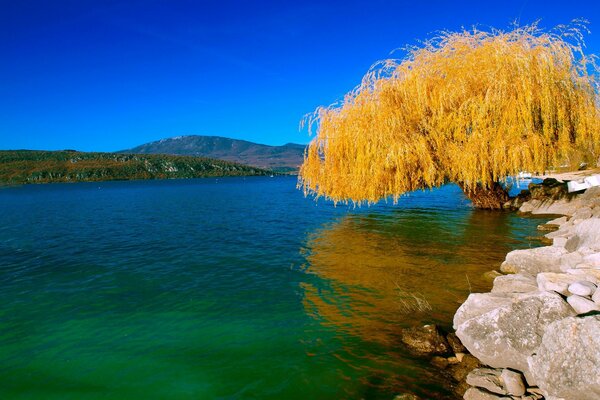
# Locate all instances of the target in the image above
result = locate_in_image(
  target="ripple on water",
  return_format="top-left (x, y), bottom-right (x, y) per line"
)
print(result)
top-left (0, 177), bottom-right (545, 399)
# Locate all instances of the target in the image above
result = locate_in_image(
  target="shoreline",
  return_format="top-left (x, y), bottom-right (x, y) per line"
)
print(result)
top-left (450, 177), bottom-right (600, 399)
top-left (538, 168), bottom-right (600, 182)
top-left (393, 174), bottom-right (600, 400)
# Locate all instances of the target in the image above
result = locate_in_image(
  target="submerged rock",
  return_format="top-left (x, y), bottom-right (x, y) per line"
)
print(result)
top-left (483, 270), bottom-right (503, 281)
top-left (463, 387), bottom-right (511, 400)
top-left (430, 356), bottom-right (449, 369)
top-left (446, 332), bottom-right (467, 354)
top-left (537, 223), bottom-right (559, 232)
top-left (398, 324), bottom-right (450, 356)
top-left (392, 393), bottom-right (421, 400)
top-left (447, 353), bottom-right (481, 382)
top-left (528, 316), bottom-right (600, 400)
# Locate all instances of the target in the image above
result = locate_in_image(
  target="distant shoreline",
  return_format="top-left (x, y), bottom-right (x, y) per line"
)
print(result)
top-left (0, 150), bottom-right (275, 186)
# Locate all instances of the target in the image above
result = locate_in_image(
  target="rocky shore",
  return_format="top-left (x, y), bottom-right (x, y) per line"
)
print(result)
top-left (452, 183), bottom-right (600, 399)
top-left (393, 179), bottom-right (600, 400)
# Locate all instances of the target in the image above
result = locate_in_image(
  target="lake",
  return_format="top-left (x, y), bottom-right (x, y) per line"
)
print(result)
top-left (0, 176), bottom-right (544, 399)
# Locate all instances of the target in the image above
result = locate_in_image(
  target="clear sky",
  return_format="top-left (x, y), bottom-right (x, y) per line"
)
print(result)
top-left (1, 0), bottom-right (599, 151)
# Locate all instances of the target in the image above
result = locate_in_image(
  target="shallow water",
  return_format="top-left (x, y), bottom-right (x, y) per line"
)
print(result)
top-left (0, 176), bottom-right (545, 399)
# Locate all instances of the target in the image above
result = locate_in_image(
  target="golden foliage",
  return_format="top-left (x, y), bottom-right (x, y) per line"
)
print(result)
top-left (299, 21), bottom-right (600, 205)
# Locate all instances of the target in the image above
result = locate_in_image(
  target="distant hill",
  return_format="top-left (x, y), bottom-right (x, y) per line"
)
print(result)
top-left (119, 135), bottom-right (306, 173)
top-left (0, 150), bottom-right (271, 185)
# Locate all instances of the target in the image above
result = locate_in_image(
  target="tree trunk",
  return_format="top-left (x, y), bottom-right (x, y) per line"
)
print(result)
top-left (459, 181), bottom-right (510, 209)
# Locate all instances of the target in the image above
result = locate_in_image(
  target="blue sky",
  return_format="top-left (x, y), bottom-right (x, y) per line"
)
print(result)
top-left (1, 0), bottom-right (599, 151)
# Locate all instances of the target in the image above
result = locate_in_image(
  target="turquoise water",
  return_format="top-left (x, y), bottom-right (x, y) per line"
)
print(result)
top-left (0, 176), bottom-right (543, 399)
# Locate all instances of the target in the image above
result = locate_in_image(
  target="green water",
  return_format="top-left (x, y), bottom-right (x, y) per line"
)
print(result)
top-left (0, 176), bottom-right (544, 399)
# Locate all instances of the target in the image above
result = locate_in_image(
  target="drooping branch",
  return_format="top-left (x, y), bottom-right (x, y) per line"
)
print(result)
top-left (299, 21), bottom-right (600, 209)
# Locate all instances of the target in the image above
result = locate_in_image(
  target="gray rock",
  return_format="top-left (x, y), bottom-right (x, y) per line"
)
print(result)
top-left (574, 262), bottom-right (593, 269)
top-left (547, 216), bottom-right (568, 225)
top-left (536, 272), bottom-right (580, 295)
top-left (455, 291), bottom-right (575, 382)
top-left (545, 229), bottom-right (568, 240)
top-left (581, 185), bottom-right (600, 199)
top-left (454, 293), bottom-right (512, 329)
top-left (552, 235), bottom-right (570, 248)
top-left (568, 281), bottom-right (597, 296)
top-left (501, 246), bottom-right (567, 275)
top-left (528, 316), bottom-right (600, 400)
top-left (566, 294), bottom-right (599, 314)
top-left (564, 268), bottom-right (600, 283)
top-left (526, 387), bottom-right (544, 397)
top-left (545, 220), bottom-right (574, 238)
top-left (572, 206), bottom-right (593, 220)
top-left (500, 368), bottom-right (526, 396)
top-left (583, 252), bottom-right (600, 267)
top-left (491, 274), bottom-right (537, 294)
top-left (572, 218), bottom-right (600, 251)
top-left (593, 288), bottom-right (600, 305)
top-left (564, 235), bottom-right (581, 252)
top-left (521, 197), bottom-right (583, 216)
top-left (578, 246), bottom-right (596, 256)
top-left (463, 387), bottom-right (511, 400)
top-left (466, 368), bottom-right (506, 395)
top-left (559, 251), bottom-right (583, 271)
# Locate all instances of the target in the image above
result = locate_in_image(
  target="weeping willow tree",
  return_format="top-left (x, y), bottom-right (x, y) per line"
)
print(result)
top-left (299, 22), bottom-right (600, 209)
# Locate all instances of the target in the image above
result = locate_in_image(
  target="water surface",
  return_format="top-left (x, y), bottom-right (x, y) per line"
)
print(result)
top-left (0, 176), bottom-right (544, 399)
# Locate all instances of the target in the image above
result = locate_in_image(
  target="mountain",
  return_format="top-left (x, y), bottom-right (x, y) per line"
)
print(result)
top-left (0, 150), bottom-right (271, 185)
top-left (119, 135), bottom-right (306, 173)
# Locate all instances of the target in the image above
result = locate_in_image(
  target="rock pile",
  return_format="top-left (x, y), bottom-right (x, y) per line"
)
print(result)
top-left (397, 324), bottom-right (485, 398)
top-left (454, 186), bottom-right (600, 399)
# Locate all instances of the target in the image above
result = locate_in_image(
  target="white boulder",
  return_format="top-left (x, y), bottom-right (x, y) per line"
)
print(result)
top-left (500, 368), bottom-right (526, 396)
top-left (491, 274), bottom-right (537, 294)
top-left (567, 281), bottom-right (597, 297)
top-left (566, 295), bottom-right (599, 314)
top-left (528, 316), bottom-right (600, 400)
top-left (536, 273), bottom-right (580, 295)
top-left (501, 246), bottom-right (567, 275)
top-left (454, 291), bottom-right (574, 382)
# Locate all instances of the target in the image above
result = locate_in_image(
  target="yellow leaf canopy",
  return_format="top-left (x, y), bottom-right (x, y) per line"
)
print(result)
top-left (299, 22), bottom-right (600, 205)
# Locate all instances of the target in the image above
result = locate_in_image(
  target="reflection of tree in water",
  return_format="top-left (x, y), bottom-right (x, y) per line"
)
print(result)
top-left (300, 208), bottom-right (536, 398)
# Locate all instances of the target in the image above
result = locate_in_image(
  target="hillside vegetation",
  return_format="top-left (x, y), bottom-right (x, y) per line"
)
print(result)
top-left (0, 150), bottom-right (271, 185)
top-left (120, 135), bottom-right (305, 173)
